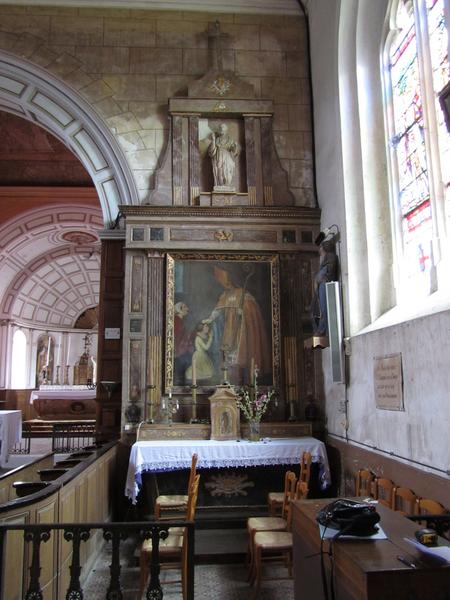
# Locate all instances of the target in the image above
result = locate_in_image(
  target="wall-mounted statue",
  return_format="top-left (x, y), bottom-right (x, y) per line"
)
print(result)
top-left (311, 240), bottom-right (339, 339)
top-left (208, 123), bottom-right (241, 192)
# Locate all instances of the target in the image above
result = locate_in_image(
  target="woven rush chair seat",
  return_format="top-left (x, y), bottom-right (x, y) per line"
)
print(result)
top-left (155, 494), bottom-right (190, 508)
top-left (154, 453), bottom-right (198, 519)
top-left (248, 471), bottom-right (296, 581)
top-left (253, 530), bottom-right (293, 549)
top-left (251, 530), bottom-right (294, 600)
top-left (141, 532), bottom-right (184, 554)
top-left (140, 473), bottom-right (200, 599)
top-left (267, 451), bottom-right (311, 516)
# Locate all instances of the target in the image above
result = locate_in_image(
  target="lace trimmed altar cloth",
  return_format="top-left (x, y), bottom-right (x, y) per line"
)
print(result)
top-left (125, 437), bottom-right (331, 504)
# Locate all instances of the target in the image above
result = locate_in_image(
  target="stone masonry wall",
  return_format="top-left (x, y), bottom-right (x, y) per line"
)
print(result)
top-left (0, 5), bottom-right (313, 205)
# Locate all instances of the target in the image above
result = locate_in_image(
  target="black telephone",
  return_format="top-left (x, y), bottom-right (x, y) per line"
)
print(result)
top-left (316, 499), bottom-right (380, 536)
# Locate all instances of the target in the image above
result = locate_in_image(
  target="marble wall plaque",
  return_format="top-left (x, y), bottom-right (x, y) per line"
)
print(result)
top-left (374, 353), bottom-right (404, 410)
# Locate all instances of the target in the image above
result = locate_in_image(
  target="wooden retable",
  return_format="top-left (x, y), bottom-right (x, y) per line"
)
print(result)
top-left (292, 498), bottom-right (450, 600)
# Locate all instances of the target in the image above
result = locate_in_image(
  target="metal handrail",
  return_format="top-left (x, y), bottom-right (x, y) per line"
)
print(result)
top-left (0, 520), bottom-right (195, 600)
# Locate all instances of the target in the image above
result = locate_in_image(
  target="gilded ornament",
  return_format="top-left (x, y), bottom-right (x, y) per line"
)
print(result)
top-left (213, 102), bottom-right (228, 112)
top-left (210, 77), bottom-right (231, 96)
top-left (214, 230), bottom-right (234, 242)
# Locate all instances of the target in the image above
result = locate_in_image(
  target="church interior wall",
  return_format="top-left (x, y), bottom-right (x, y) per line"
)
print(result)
top-left (0, 4), bottom-right (314, 208)
top-left (310, 0), bottom-right (450, 492)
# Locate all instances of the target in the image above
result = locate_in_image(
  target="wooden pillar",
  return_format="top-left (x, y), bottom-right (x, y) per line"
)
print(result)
top-left (96, 236), bottom-right (125, 440)
top-left (261, 117), bottom-right (274, 205)
top-left (189, 116), bottom-right (200, 205)
top-left (172, 115), bottom-right (183, 205)
top-left (279, 253), bottom-right (309, 420)
top-left (244, 116), bottom-right (258, 205)
top-left (147, 252), bottom-right (165, 418)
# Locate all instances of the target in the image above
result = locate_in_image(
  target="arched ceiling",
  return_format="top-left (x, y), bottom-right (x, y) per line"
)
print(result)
top-left (0, 110), bottom-right (103, 330)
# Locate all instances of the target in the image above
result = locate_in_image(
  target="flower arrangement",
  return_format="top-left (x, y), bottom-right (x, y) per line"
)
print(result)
top-left (236, 366), bottom-right (276, 423)
top-left (236, 388), bottom-right (275, 422)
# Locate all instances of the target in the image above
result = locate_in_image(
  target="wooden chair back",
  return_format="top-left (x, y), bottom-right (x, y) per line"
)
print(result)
top-left (281, 471), bottom-right (298, 520)
top-left (299, 451), bottom-right (312, 485)
top-left (356, 469), bottom-right (375, 497)
top-left (181, 474), bottom-right (200, 600)
top-left (187, 453), bottom-right (198, 491)
top-left (416, 498), bottom-right (446, 516)
top-left (295, 480), bottom-right (309, 501)
top-left (392, 486), bottom-right (417, 515)
top-left (185, 474), bottom-right (200, 521)
top-left (374, 477), bottom-right (394, 507)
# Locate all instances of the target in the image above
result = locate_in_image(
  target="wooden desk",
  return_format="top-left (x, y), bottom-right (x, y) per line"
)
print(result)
top-left (292, 498), bottom-right (450, 600)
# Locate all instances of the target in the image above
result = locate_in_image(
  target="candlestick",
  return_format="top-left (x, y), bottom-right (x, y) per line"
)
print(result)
top-left (191, 357), bottom-right (196, 386)
top-left (148, 359), bottom-right (154, 387)
top-left (146, 384), bottom-right (155, 423)
top-left (250, 357), bottom-right (255, 385)
top-left (190, 384), bottom-right (198, 423)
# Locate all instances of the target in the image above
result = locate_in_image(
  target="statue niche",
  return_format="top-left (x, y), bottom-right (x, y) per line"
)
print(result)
top-left (199, 119), bottom-right (245, 196)
top-left (147, 20), bottom-right (294, 208)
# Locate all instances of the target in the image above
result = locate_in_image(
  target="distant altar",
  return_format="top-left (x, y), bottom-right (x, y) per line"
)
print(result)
top-left (30, 385), bottom-right (96, 420)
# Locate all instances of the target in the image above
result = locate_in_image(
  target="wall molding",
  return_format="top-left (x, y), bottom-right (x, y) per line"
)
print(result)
top-left (0, 0), bottom-right (302, 15)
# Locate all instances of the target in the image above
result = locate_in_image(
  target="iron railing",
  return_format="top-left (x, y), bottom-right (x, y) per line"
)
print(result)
top-left (52, 422), bottom-right (96, 452)
top-left (0, 520), bottom-right (195, 600)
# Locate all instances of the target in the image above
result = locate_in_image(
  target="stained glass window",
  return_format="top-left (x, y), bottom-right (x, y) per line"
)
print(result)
top-left (427, 0), bottom-right (450, 201)
top-left (387, 0), bottom-right (449, 282)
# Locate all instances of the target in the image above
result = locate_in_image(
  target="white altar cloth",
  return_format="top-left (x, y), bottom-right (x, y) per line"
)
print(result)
top-left (0, 410), bottom-right (22, 468)
top-left (125, 437), bottom-right (331, 504)
top-left (30, 386), bottom-right (96, 403)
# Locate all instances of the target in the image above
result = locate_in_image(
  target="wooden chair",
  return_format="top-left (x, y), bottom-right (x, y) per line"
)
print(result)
top-left (373, 477), bottom-right (394, 507)
top-left (416, 498), bottom-right (446, 516)
top-left (355, 469), bottom-right (375, 497)
top-left (247, 471), bottom-right (297, 579)
top-left (250, 480), bottom-right (308, 599)
top-left (392, 486), bottom-right (418, 515)
top-left (140, 473), bottom-right (200, 599)
top-left (267, 451), bottom-right (311, 516)
top-left (154, 453), bottom-right (198, 519)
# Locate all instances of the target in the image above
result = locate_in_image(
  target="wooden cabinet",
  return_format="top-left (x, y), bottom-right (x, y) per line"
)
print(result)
top-left (292, 499), bottom-right (450, 600)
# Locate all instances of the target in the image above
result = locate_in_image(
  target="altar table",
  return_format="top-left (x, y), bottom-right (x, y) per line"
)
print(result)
top-left (125, 437), bottom-right (330, 504)
top-left (29, 386), bottom-right (96, 420)
top-left (0, 410), bottom-right (22, 468)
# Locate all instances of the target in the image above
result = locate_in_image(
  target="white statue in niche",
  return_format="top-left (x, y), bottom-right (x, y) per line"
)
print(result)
top-left (208, 123), bottom-right (240, 192)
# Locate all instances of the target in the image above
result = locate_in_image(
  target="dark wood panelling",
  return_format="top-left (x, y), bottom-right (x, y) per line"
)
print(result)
top-left (96, 238), bottom-right (125, 440)
top-left (327, 436), bottom-right (450, 508)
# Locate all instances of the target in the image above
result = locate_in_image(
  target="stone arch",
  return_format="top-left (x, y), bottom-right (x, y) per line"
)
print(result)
top-left (0, 50), bottom-right (139, 226)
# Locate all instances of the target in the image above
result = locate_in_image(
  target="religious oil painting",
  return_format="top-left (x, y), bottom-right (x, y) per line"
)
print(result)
top-left (166, 253), bottom-right (280, 392)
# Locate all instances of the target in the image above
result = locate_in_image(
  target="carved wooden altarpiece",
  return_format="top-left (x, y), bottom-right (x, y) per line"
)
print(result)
top-left (120, 22), bottom-right (320, 438)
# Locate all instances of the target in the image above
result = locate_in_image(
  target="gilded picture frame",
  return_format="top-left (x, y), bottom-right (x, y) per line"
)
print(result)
top-left (165, 253), bottom-right (280, 393)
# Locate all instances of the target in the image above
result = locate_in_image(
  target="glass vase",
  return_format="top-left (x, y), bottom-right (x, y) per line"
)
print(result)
top-left (248, 420), bottom-right (260, 442)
